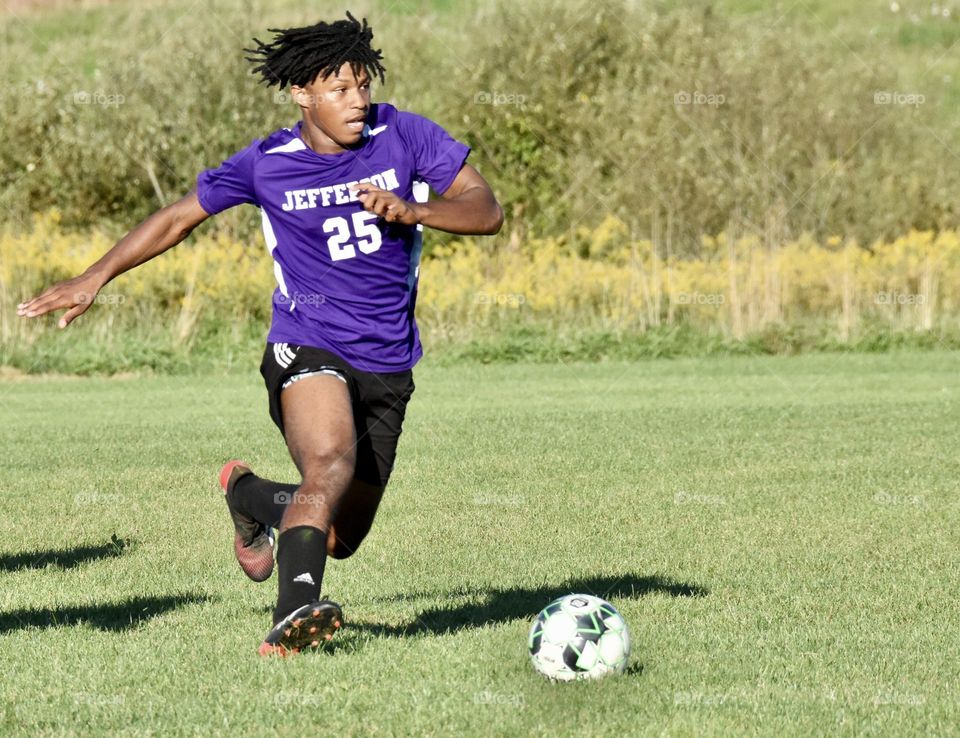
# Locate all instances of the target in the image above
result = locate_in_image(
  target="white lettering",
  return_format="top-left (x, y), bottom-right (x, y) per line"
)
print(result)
top-left (382, 168), bottom-right (400, 190)
top-left (279, 168), bottom-right (403, 211)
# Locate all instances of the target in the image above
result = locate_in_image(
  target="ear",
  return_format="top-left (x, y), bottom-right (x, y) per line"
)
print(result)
top-left (290, 84), bottom-right (315, 110)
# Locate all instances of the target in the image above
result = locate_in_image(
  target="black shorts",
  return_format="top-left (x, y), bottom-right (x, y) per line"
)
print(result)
top-left (259, 342), bottom-right (415, 487)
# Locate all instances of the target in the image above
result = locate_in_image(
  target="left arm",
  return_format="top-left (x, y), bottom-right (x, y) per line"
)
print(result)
top-left (350, 164), bottom-right (504, 235)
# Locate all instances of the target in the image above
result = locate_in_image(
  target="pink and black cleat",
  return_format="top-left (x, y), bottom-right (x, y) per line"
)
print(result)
top-left (258, 600), bottom-right (343, 657)
top-left (218, 460), bottom-right (275, 582)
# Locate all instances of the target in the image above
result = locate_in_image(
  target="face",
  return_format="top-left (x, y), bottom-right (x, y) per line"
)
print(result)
top-left (291, 64), bottom-right (371, 152)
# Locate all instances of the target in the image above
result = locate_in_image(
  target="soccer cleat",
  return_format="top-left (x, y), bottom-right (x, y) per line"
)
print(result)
top-left (258, 600), bottom-right (343, 657)
top-left (218, 460), bottom-right (275, 582)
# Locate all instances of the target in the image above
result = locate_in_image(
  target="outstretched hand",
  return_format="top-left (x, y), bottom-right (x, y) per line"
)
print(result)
top-left (16, 272), bottom-right (106, 329)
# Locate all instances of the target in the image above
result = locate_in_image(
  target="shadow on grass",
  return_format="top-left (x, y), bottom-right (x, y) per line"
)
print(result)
top-left (349, 573), bottom-right (707, 638)
top-left (0, 536), bottom-right (131, 571)
top-left (0, 593), bottom-right (210, 633)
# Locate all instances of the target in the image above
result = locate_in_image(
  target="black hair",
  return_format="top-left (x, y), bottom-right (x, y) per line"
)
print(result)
top-left (244, 11), bottom-right (386, 88)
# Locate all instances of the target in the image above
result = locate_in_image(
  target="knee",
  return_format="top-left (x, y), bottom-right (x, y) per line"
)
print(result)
top-left (300, 445), bottom-right (356, 488)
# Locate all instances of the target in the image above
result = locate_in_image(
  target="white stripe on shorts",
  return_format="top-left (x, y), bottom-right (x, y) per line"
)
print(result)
top-left (281, 368), bottom-right (348, 390)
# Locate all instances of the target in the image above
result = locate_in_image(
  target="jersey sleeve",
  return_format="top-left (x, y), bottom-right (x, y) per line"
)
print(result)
top-left (395, 112), bottom-right (471, 195)
top-left (195, 140), bottom-right (261, 215)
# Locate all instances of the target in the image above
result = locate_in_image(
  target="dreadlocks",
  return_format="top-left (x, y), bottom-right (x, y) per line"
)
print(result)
top-left (244, 11), bottom-right (386, 89)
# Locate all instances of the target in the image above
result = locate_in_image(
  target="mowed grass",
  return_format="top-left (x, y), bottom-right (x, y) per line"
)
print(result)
top-left (1, 352), bottom-right (959, 736)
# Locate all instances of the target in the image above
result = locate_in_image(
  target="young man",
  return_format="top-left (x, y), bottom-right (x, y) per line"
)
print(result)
top-left (16, 13), bottom-right (503, 656)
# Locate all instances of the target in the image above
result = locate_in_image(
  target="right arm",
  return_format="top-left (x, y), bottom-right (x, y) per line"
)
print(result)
top-left (16, 191), bottom-right (211, 328)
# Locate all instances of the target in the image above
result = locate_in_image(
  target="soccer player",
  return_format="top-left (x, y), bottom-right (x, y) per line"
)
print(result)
top-left (16, 13), bottom-right (503, 656)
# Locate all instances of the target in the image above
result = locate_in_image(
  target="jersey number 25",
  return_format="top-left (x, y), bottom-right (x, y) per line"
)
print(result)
top-left (323, 212), bottom-right (382, 262)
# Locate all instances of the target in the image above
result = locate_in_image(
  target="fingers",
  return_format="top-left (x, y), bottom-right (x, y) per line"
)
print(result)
top-left (351, 184), bottom-right (406, 222)
top-left (58, 302), bottom-right (90, 329)
top-left (16, 289), bottom-right (47, 313)
top-left (16, 281), bottom-right (96, 322)
top-left (375, 200), bottom-right (406, 222)
top-left (350, 183), bottom-right (385, 198)
top-left (16, 287), bottom-right (63, 318)
top-left (354, 186), bottom-right (390, 216)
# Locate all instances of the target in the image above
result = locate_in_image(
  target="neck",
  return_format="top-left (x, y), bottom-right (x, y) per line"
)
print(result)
top-left (300, 119), bottom-right (346, 154)
top-left (300, 118), bottom-right (350, 156)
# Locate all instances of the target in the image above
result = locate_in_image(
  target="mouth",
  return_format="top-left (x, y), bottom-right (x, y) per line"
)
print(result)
top-left (345, 116), bottom-right (367, 132)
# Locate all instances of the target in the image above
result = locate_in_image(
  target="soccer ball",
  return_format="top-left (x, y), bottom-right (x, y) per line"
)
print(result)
top-left (527, 594), bottom-right (631, 681)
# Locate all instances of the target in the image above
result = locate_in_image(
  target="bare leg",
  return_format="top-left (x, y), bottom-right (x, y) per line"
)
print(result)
top-left (268, 374), bottom-right (355, 625)
top-left (278, 375), bottom-right (356, 532)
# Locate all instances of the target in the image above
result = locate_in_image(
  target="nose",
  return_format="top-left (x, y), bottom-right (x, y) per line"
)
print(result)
top-left (350, 87), bottom-right (369, 110)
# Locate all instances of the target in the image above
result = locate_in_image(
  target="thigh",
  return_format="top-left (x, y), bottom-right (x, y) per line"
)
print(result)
top-left (279, 374), bottom-right (356, 481)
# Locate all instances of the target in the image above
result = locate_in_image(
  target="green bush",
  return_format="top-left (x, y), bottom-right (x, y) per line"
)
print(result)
top-left (1, 0), bottom-right (958, 249)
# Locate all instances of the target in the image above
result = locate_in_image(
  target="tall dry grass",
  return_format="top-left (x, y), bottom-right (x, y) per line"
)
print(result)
top-left (4, 212), bottom-right (959, 366)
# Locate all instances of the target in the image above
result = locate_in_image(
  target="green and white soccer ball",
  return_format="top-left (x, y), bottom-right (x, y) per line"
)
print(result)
top-left (528, 594), bottom-right (631, 681)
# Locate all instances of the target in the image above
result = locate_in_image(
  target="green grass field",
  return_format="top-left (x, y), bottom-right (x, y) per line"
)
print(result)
top-left (1, 351), bottom-right (958, 736)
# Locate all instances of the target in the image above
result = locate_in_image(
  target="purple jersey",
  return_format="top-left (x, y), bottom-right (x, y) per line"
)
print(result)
top-left (195, 103), bottom-right (470, 372)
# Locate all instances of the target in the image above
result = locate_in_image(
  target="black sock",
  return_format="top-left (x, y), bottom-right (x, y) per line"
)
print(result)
top-left (273, 525), bottom-right (328, 624)
top-left (232, 474), bottom-right (297, 529)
